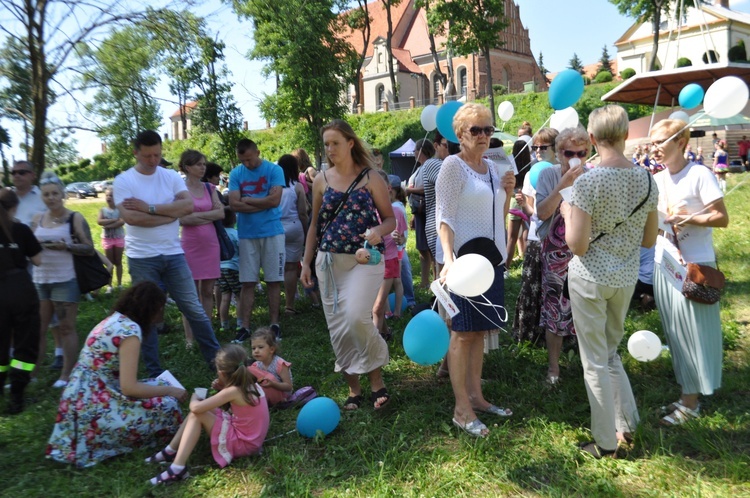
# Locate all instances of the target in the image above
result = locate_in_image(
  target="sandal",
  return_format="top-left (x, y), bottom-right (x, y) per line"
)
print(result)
top-left (452, 418), bottom-right (489, 438)
top-left (475, 404), bottom-right (512, 417)
top-left (661, 402), bottom-right (700, 426)
top-left (145, 448), bottom-right (175, 464)
top-left (578, 441), bottom-right (616, 459)
top-left (371, 387), bottom-right (392, 411)
top-left (343, 394), bottom-right (363, 411)
top-left (660, 400), bottom-right (682, 414)
top-left (284, 307), bottom-right (299, 315)
top-left (150, 465), bottom-right (190, 485)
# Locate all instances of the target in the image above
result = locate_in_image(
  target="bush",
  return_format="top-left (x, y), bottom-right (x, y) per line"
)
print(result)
top-left (728, 43), bottom-right (747, 62)
top-left (492, 84), bottom-right (507, 95)
top-left (620, 68), bottom-right (636, 80)
top-left (676, 57), bottom-right (692, 68)
top-left (594, 71), bottom-right (613, 83)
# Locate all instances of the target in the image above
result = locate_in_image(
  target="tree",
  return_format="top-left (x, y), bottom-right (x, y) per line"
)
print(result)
top-left (232, 0), bottom-right (358, 163)
top-left (599, 45), bottom-right (613, 75)
top-left (0, 124), bottom-right (9, 185)
top-left (538, 51), bottom-right (550, 85)
top-left (428, 0), bottom-right (507, 124)
top-left (568, 53), bottom-right (584, 74)
top-left (0, 0), bottom-right (156, 176)
top-left (380, 0), bottom-right (402, 105)
top-left (609, 0), bottom-right (703, 72)
top-left (345, 0), bottom-right (372, 111)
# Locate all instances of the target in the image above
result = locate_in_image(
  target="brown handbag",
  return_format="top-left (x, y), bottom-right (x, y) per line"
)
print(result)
top-left (671, 226), bottom-right (725, 305)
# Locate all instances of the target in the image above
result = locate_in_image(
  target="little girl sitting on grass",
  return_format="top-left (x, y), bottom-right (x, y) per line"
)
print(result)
top-left (146, 344), bottom-right (270, 484)
top-left (248, 327), bottom-right (293, 406)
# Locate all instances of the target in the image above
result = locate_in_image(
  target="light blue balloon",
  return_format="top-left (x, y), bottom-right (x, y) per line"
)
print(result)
top-left (549, 70), bottom-right (585, 110)
top-left (388, 293), bottom-right (408, 314)
top-left (529, 161), bottom-right (553, 190)
top-left (296, 397), bottom-right (340, 438)
top-left (403, 310), bottom-right (450, 366)
top-left (436, 101), bottom-right (463, 143)
top-left (679, 83), bottom-right (704, 110)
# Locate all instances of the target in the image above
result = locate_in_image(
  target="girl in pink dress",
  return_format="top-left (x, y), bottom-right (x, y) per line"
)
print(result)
top-left (248, 327), bottom-right (293, 406)
top-left (147, 344), bottom-right (270, 484)
top-left (178, 150), bottom-right (224, 347)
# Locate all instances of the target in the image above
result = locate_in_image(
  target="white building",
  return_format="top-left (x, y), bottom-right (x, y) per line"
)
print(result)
top-left (615, 0), bottom-right (750, 74)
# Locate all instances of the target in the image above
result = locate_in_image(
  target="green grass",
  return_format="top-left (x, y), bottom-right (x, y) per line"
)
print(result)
top-left (2, 174), bottom-right (749, 497)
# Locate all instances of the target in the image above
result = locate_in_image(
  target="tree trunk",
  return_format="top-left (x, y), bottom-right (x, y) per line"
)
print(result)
top-left (352, 0), bottom-right (371, 110)
top-left (29, 6), bottom-right (49, 177)
top-left (444, 47), bottom-right (455, 98)
top-left (483, 47), bottom-right (496, 126)
top-left (649, 3), bottom-right (663, 71)
top-left (423, 2), bottom-right (446, 97)
top-left (383, 0), bottom-right (398, 104)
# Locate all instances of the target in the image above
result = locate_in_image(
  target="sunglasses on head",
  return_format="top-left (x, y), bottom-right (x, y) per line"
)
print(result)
top-left (11, 170), bottom-right (32, 176)
top-left (468, 126), bottom-right (495, 137)
top-left (531, 145), bottom-right (550, 151)
top-left (562, 150), bottom-right (588, 158)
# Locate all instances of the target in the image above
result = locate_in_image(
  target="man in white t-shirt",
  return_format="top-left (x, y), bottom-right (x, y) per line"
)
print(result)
top-left (114, 130), bottom-right (219, 376)
top-left (11, 161), bottom-right (47, 226)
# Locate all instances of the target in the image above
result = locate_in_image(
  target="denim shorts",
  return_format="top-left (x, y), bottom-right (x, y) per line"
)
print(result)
top-left (35, 278), bottom-right (80, 303)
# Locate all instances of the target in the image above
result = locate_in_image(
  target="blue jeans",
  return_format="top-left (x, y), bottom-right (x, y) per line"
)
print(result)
top-left (400, 252), bottom-right (416, 307)
top-left (128, 254), bottom-right (219, 377)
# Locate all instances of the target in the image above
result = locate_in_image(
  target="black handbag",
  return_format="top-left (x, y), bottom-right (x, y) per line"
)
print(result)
top-left (68, 213), bottom-right (110, 294)
top-left (205, 183), bottom-right (235, 261)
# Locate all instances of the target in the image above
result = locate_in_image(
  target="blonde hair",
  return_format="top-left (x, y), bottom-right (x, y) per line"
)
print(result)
top-left (650, 119), bottom-right (690, 152)
top-left (39, 171), bottom-right (66, 198)
top-left (215, 344), bottom-right (260, 406)
top-left (453, 103), bottom-right (492, 140)
top-left (587, 105), bottom-right (629, 146)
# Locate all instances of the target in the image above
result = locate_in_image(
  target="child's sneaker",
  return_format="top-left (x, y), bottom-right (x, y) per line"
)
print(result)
top-left (232, 328), bottom-right (251, 344)
top-left (270, 323), bottom-right (281, 341)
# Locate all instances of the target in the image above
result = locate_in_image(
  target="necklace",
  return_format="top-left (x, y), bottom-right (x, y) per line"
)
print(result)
top-left (49, 211), bottom-right (68, 224)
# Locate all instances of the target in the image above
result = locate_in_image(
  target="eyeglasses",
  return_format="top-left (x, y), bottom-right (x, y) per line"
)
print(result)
top-left (531, 145), bottom-right (550, 151)
top-left (645, 140), bottom-right (668, 149)
top-left (11, 170), bottom-right (32, 176)
top-left (468, 126), bottom-right (495, 137)
top-left (562, 150), bottom-right (588, 159)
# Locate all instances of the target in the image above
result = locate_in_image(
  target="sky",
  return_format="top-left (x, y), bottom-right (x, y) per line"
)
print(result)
top-left (4, 0), bottom-right (750, 163)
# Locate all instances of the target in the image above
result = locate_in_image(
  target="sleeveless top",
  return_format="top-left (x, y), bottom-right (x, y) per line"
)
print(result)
top-left (33, 222), bottom-right (75, 284)
top-left (100, 207), bottom-right (125, 239)
top-left (250, 355), bottom-right (293, 384)
top-left (279, 184), bottom-right (300, 223)
top-left (317, 184), bottom-right (383, 254)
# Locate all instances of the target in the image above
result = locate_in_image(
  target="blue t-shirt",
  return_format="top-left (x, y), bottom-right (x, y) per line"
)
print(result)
top-left (220, 227), bottom-right (240, 272)
top-left (229, 159), bottom-right (285, 239)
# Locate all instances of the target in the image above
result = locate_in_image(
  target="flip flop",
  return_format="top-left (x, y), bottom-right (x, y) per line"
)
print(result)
top-left (452, 418), bottom-right (489, 437)
top-left (343, 394), bottom-right (363, 411)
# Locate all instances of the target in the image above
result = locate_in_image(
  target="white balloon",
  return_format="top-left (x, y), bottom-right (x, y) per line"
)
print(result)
top-left (669, 110), bottom-right (690, 123)
top-left (703, 76), bottom-right (749, 119)
top-left (550, 107), bottom-right (579, 132)
top-left (627, 330), bottom-right (662, 362)
top-left (420, 105), bottom-right (438, 132)
top-left (497, 101), bottom-right (514, 122)
top-left (445, 254), bottom-right (495, 297)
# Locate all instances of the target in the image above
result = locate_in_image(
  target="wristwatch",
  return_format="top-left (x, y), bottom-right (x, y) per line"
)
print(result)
top-left (148, 205), bottom-right (156, 215)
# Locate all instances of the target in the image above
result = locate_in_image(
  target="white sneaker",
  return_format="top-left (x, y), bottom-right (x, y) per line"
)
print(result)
top-left (105, 286), bottom-right (113, 294)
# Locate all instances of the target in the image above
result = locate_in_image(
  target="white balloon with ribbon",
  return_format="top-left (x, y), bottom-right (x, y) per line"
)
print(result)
top-left (550, 107), bottom-right (579, 132)
top-left (627, 330), bottom-right (662, 362)
top-left (497, 101), bottom-right (514, 122)
top-left (420, 105), bottom-right (438, 132)
top-left (669, 110), bottom-right (690, 123)
top-left (703, 76), bottom-right (749, 119)
top-left (445, 253), bottom-right (495, 297)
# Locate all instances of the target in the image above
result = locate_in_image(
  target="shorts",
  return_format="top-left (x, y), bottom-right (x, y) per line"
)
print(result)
top-left (102, 237), bottom-right (125, 250)
top-left (239, 234), bottom-right (285, 283)
top-left (384, 257), bottom-right (400, 279)
top-left (218, 268), bottom-right (242, 295)
top-left (34, 278), bottom-right (80, 303)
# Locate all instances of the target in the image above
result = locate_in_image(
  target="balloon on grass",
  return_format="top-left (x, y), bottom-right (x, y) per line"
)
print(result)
top-left (296, 397), bottom-right (340, 438)
top-left (436, 101), bottom-right (463, 143)
top-left (528, 161), bottom-right (553, 190)
top-left (550, 107), bottom-right (579, 132)
top-left (669, 110), bottom-right (690, 123)
top-left (445, 253), bottom-right (494, 297)
top-left (627, 330), bottom-right (662, 362)
top-left (388, 293), bottom-right (408, 314)
top-left (420, 105), bottom-right (438, 132)
top-left (403, 310), bottom-right (450, 365)
top-left (548, 70), bottom-right (585, 110)
top-left (497, 101), bottom-right (514, 122)
top-left (678, 83), bottom-right (704, 110)
top-left (704, 76), bottom-right (749, 119)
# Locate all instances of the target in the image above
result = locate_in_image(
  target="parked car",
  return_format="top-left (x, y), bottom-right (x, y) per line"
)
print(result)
top-left (65, 182), bottom-right (98, 199)
top-left (92, 180), bottom-right (113, 192)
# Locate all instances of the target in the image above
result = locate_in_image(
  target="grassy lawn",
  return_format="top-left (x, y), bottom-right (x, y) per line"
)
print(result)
top-left (1, 174), bottom-right (749, 497)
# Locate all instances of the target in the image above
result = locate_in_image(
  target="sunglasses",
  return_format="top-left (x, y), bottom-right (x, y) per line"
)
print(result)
top-left (468, 126), bottom-right (495, 137)
top-left (562, 150), bottom-right (588, 158)
top-left (531, 145), bottom-right (550, 151)
top-left (11, 170), bottom-right (32, 176)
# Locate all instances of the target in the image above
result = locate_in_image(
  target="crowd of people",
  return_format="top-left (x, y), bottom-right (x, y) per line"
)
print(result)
top-left (0, 101), bottom-right (733, 478)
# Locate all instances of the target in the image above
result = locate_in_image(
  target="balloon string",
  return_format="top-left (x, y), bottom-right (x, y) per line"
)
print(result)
top-left (514, 114), bottom-right (553, 173)
top-left (409, 130), bottom-right (431, 179)
top-left (461, 293), bottom-right (509, 332)
top-left (657, 110), bottom-right (706, 147)
top-left (672, 174), bottom-right (749, 226)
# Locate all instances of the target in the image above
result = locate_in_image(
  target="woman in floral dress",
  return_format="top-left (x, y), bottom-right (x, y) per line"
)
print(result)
top-left (47, 282), bottom-right (187, 467)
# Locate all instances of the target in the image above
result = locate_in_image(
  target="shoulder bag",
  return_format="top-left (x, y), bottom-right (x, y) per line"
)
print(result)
top-left (205, 183), bottom-right (235, 261)
top-left (69, 213), bottom-right (111, 294)
top-left (671, 225), bottom-right (725, 304)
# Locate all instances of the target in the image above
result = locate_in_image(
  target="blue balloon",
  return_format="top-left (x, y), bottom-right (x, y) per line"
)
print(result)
top-left (436, 101), bottom-right (463, 143)
top-left (529, 161), bottom-right (553, 190)
top-left (679, 83), bottom-right (704, 110)
top-left (549, 70), bottom-right (585, 110)
top-left (388, 293), bottom-right (408, 314)
top-left (403, 310), bottom-right (450, 366)
top-left (296, 397), bottom-right (340, 438)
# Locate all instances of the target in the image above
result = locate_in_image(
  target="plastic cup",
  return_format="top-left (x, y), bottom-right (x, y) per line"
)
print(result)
top-left (194, 387), bottom-right (208, 399)
top-left (559, 186), bottom-right (573, 203)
